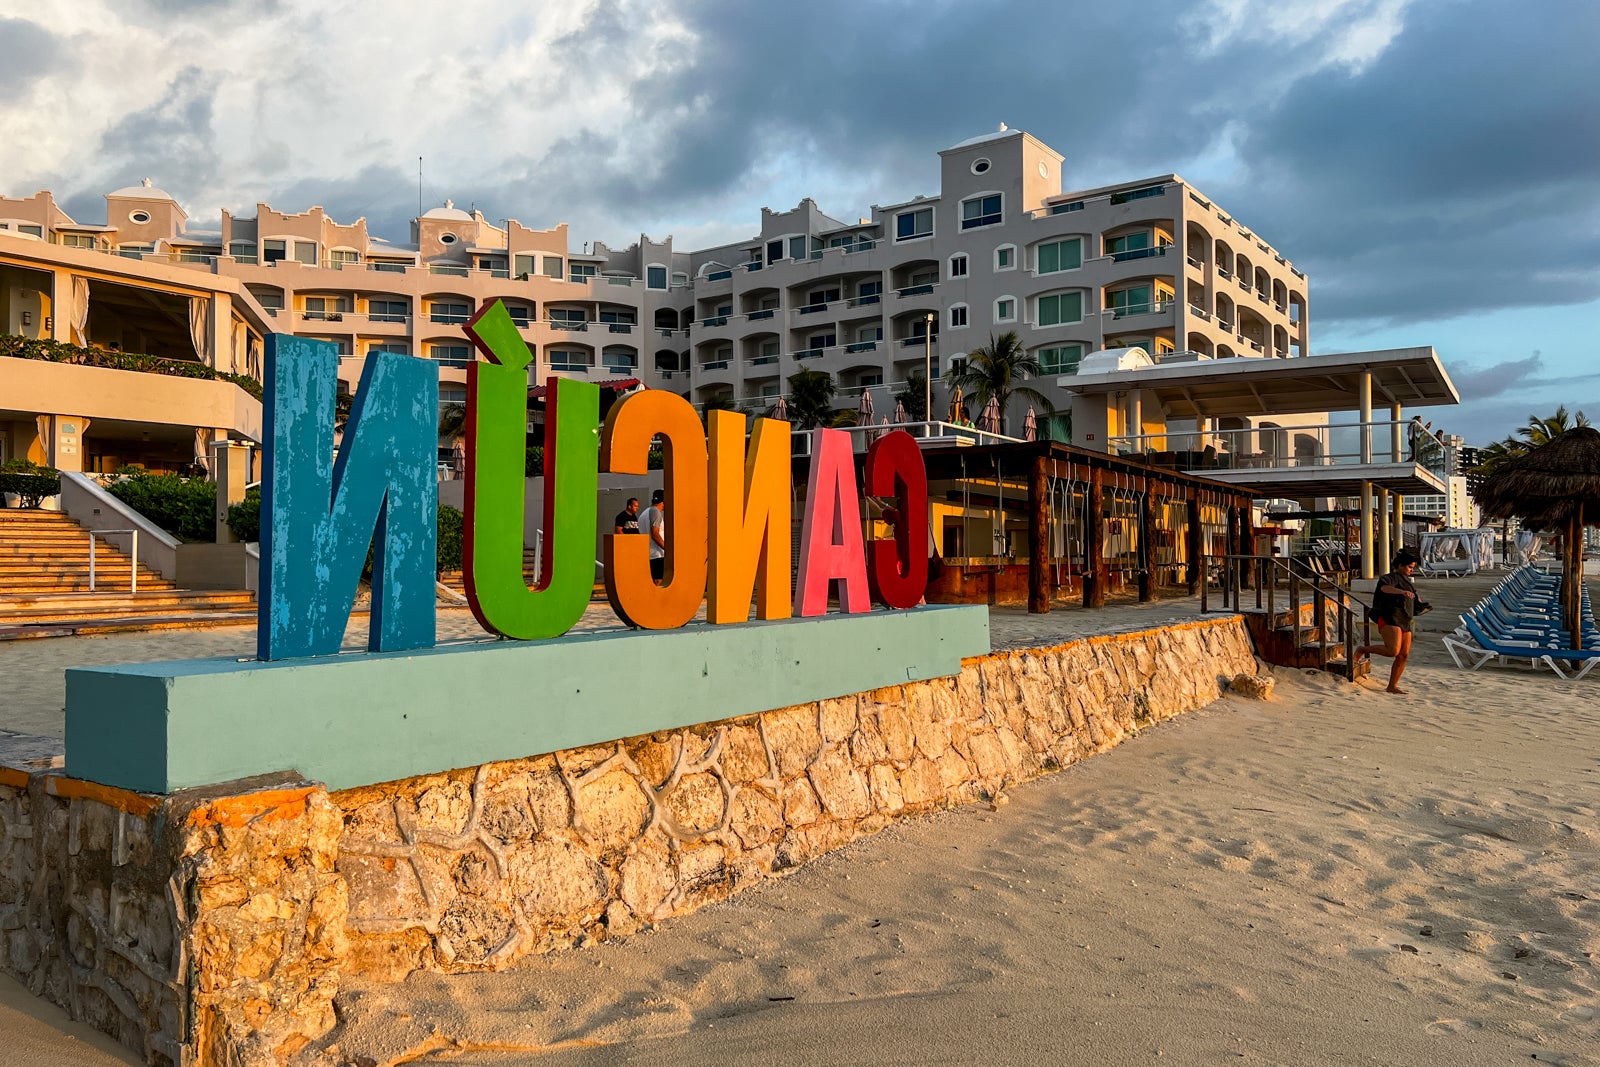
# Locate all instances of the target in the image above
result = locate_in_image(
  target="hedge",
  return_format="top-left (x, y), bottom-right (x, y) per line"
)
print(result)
top-left (0, 459), bottom-right (60, 508)
top-left (0, 333), bottom-right (263, 400)
top-left (107, 472), bottom-right (216, 542)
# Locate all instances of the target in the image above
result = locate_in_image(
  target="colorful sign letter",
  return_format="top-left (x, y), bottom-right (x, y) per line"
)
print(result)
top-left (794, 427), bottom-right (871, 617)
top-left (707, 410), bottom-right (792, 623)
top-left (259, 335), bottom-right (438, 660)
top-left (463, 303), bottom-right (599, 640)
top-left (601, 390), bottom-right (708, 629)
top-left (864, 430), bottom-right (929, 609)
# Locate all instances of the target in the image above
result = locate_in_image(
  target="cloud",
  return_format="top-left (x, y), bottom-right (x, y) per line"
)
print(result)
top-left (0, 18), bottom-right (71, 94)
top-left (1447, 354), bottom-right (1545, 402)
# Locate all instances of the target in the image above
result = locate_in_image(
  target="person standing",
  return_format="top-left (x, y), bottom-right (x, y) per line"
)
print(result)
top-left (1361, 549), bottom-right (1427, 694)
top-left (641, 489), bottom-right (666, 582)
top-left (613, 497), bottom-right (640, 535)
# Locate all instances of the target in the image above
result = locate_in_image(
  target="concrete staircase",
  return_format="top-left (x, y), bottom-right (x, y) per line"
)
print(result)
top-left (0, 509), bottom-right (257, 635)
top-left (438, 547), bottom-right (608, 600)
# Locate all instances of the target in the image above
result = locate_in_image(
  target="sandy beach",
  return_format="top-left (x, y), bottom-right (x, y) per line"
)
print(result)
top-left (3, 574), bottom-right (1598, 1065)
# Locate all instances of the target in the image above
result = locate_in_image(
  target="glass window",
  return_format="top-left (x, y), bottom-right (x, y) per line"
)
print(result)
top-left (293, 240), bottom-right (317, 265)
top-left (514, 254), bottom-right (536, 278)
top-left (263, 239), bottom-right (286, 264)
top-left (768, 240), bottom-right (784, 263)
top-left (602, 346), bottom-right (638, 369)
top-left (330, 249), bottom-right (359, 267)
top-left (549, 308), bottom-right (586, 327)
top-left (506, 305), bottom-right (532, 327)
top-left (789, 236), bottom-right (807, 261)
top-left (995, 298), bottom-right (1015, 322)
top-left (61, 234), bottom-right (96, 249)
top-left (646, 265), bottom-right (667, 290)
top-left (961, 193), bottom-right (1002, 229)
top-left (1036, 238), bottom-right (1082, 274)
top-left (857, 280), bottom-right (882, 304)
top-left (895, 207), bottom-right (933, 242)
top-left (549, 349), bottom-right (593, 371)
top-left (545, 256), bottom-right (566, 279)
top-left (950, 254), bottom-right (968, 278)
top-left (995, 246), bottom-right (1014, 271)
top-left (371, 341), bottom-right (410, 356)
top-left (568, 262), bottom-right (596, 283)
top-left (1037, 291), bottom-right (1083, 327)
top-left (18, 224), bottom-right (43, 237)
top-left (950, 305), bottom-right (968, 328)
top-left (1038, 344), bottom-right (1085, 375)
top-left (369, 299), bottom-right (407, 323)
top-left (430, 301), bottom-right (470, 324)
top-left (429, 344), bottom-right (471, 367)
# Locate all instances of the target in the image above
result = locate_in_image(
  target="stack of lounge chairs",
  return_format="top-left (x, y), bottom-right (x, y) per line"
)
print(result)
top-left (1442, 564), bottom-right (1600, 679)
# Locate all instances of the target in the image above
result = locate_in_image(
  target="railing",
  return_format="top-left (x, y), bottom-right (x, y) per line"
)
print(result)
top-left (787, 420), bottom-right (1024, 455)
top-left (89, 529), bottom-right (139, 592)
top-left (1106, 419), bottom-right (1452, 477)
top-left (896, 283), bottom-right (936, 297)
top-left (1104, 299), bottom-right (1174, 319)
top-left (1201, 553), bottom-right (1370, 678)
top-left (1108, 245), bottom-right (1168, 263)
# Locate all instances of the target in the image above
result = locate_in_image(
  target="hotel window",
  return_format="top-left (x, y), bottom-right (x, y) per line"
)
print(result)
top-left (506, 304), bottom-right (533, 327)
top-left (950, 304), bottom-right (969, 328)
top-left (61, 234), bottom-right (96, 249)
top-left (371, 341), bottom-right (410, 356)
top-left (263, 239), bottom-right (287, 264)
top-left (1036, 291), bottom-right (1083, 327)
top-left (949, 253), bottom-right (968, 278)
top-left (549, 349), bottom-right (593, 372)
top-left (960, 193), bottom-right (1002, 230)
top-left (430, 301), bottom-right (470, 324)
top-left (789, 236), bottom-right (808, 261)
top-left (994, 245), bottom-right (1015, 271)
top-left (671, 272), bottom-right (689, 288)
top-left (329, 249), bottom-right (359, 268)
top-left (1037, 344), bottom-right (1085, 375)
top-left (369, 299), bottom-right (407, 323)
top-left (603, 346), bottom-right (638, 370)
top-left (1036, 238), bottom-right (1082, 274)
top-left (646, 265), bottom-right (668, 290)
top-left (767, 240), bottom-right (784, 263)
top-left (857, 280), bottom-right (882, 304)
top-left (549, 308), bottom-right (586, 328)
top-left (16, 224), bottom-right (42, 237)
top-left (440, 384), bottom-right (467, 404)
top-left (894, 207), bottom-right (933, 242)
top-left (304, 296), bottom-right (348, 320)
top-left (251, 289), bottom-right (284, 311)
top-left (994, 297), bottom-right (1016, 323)
top-left (569, 262), bottom-right (597, 283)
top-left (293, 240), bottom-right (317, 265)
top-left (429, 343), bottom-right (471, 367)
top-left (514, 254), bottom-right (536, 278)
top-left (544, 256), bottom-right (565, 279)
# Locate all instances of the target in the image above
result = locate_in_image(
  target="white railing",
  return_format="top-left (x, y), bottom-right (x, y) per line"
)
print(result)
top-left (89, 529), bottom-right (138, 592)
top-left (1105, 418), bottom-right (1453, 477)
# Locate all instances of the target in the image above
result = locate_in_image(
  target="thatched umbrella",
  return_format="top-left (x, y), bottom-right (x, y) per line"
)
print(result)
top-left (1473, 426), bottom-right (1600, 647)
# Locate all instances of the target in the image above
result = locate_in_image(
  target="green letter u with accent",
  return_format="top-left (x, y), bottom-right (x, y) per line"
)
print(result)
top-left (463, 300), bottom-right (599, 639)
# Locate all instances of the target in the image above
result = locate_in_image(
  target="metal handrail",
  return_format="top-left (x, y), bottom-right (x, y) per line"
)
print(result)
top-left (89, 528), bottom-right (139, 593)
top-left (1201, 553), bottom-right (1370, 677)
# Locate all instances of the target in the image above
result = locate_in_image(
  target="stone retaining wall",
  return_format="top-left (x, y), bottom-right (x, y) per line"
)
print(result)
top-left (0, 616), bottom-right (1257, 1066)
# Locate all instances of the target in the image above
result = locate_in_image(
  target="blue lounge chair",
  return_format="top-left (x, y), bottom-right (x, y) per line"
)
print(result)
top-left (1443, 616), bottom-right (1600, 680)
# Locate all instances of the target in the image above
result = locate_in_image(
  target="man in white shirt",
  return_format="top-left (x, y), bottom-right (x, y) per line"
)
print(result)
top-left (642, 489), bottom-right (666, 582)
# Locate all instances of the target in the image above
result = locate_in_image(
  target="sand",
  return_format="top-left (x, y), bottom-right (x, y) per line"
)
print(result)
top-left (4, 573), bottom-right (1599, 1065)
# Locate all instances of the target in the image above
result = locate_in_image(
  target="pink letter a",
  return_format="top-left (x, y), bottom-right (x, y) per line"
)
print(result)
top-left (795, 428), bottom-right (870, 616)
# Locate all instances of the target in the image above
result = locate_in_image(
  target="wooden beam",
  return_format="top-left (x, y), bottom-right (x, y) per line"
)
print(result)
top-left (1137, 473), bottom-right (1154, 602)
top-left (1028, 454), bottom-right (1050, 614)
top-left (1085, 467), bottom-right (1106, 609)
top-left (1186, 492), bottom-right (1202, 595)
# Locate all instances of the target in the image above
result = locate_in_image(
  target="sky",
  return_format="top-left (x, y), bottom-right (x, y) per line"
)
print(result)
top-left (1, 0), bottom-right (1595, 446)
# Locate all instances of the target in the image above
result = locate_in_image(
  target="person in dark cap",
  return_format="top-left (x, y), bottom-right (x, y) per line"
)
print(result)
top-left (641, 489), bottom-right (667, 582)
top-left (1361, 549), bottom-right (1428, 693)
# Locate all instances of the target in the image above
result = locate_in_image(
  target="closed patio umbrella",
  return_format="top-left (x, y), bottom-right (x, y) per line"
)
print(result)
top-left (893, 399), bottom-right (909, 425)
top-left (1023, 406), bottom-right (1038, 442)
top-left (772, 395), bottom-right (788, 422)
top-left (980, 395), bottom-right (1001, 434)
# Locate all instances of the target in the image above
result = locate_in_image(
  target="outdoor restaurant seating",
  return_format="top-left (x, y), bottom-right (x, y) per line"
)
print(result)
top-left (1442, 564), bottom-right (1600, 679)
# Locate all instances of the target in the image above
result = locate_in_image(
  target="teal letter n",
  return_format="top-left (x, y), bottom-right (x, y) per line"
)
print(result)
top-left (258, 335), bottom-right (438, 660)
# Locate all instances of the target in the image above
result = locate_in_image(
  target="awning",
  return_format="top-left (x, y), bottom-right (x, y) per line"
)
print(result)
top-left (527, 377), bottom-right (642, 399)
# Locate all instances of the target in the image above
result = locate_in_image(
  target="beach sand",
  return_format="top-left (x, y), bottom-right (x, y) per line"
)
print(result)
top-left (4, 574), bottom-right (1598, 1064)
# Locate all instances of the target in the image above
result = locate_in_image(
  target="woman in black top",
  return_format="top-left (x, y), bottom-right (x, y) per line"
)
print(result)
top-left (1362, 550), bottom-right (1423, 693)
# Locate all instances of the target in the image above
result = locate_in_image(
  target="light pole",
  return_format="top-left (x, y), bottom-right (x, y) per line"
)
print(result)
top-left (923, 311), bottom-right (936, 435)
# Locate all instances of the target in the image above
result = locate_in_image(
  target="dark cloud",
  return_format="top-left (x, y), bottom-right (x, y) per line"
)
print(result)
top-left (1446, 354), bottom-right (1545, 402)
top-left (0, 19), bottom-right (71, 93)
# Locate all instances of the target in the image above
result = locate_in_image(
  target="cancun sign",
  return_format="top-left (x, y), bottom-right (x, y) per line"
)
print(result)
top-left (258, 299), bottom-right (930, 660)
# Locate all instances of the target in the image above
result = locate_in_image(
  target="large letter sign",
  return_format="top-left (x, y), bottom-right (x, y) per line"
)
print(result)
top-left (707, 410), bottom-right (792, 623)
top-left (794, 427), bottom-right (872, 617)
top-left (864, 430), bottom-right (930, 609)
top-left (463, 302), bottom-right (599, 640)
top-left (259, 335), bottom-right (438, 659)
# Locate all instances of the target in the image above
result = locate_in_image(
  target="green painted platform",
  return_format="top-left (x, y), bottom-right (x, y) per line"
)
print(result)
top-left (64, 606), bottom-right (989, 793)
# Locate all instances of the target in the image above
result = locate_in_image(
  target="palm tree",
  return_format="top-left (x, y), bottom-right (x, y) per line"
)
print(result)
top-left (895, 371), bottom-right (929, 422)
top-left (786, 369), bottom-right (836, 430)
top-left (1472, 405), bottom-right (1591, 476)
top-left (438, 401), bottom-right (467, 439)
top-left (941, 331), bottom-right (1052, 436)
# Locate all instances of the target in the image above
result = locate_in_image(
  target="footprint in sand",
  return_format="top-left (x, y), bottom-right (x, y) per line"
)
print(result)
top-left (1424, 1018), bottom-right (1483, 1036)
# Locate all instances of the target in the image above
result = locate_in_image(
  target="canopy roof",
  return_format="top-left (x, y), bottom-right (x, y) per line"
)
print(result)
top-left (1062, 347), bottom-right (1459, 418)
top-left (1475, 426), bottom-right (1600, 526)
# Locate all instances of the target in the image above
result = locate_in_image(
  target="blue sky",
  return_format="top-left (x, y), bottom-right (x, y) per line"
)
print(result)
top-left (1, 0), bottom-right (1594, 445)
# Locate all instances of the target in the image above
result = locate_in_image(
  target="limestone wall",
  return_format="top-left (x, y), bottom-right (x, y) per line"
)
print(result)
top-left (0, 616), bottom-right (1257, 1065)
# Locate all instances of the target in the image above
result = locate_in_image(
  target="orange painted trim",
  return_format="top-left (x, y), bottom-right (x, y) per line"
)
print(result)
top-left (185, 786), bottom-right (318, 830)
top-left (44, 775), bottom-right (161, 817)
top-left (959, 614), bottom-right (1245, 667)
top-left (0, 767), bottom-right (30, 789)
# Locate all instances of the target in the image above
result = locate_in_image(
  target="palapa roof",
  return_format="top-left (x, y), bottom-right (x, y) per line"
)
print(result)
top-left (1474, 426), bottom-right (1600, 526)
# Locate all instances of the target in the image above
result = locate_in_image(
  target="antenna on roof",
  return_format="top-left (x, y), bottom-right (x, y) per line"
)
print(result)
top-left (417, 157), bottom-right (423, 217)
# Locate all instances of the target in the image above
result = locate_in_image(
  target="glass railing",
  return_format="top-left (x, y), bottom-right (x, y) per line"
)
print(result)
top-left (1109, 245), bottom-right (1168, 263)
top-left (1105, 419), bottom-right (1452, 478)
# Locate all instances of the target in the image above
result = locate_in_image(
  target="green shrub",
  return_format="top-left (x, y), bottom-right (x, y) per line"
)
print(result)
top-left (525, 445), bottom-right (545, 477)
top-left (0, 459), bottom-right (60, 508)
top-left (226, 487), bottom-right (261, 542)
top-left (436, 505), bottom-right (464, 575)
top-left (0, 333), bottom-right (263, 399)
top-left (108, 472), bottom-right (217, 542)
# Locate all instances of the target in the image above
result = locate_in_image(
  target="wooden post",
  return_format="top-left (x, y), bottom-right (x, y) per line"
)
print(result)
top-left (1570, 506), bottom-right (1584, 650)
top-left (1185, 493), bottom-right (1202, 595)
top-left (1028, 454), bottom-right (1050, 614)
top-left (1085, 467), bottom-right (1106, 608)
top-left (1136, 474), bottom-right (1154, 602)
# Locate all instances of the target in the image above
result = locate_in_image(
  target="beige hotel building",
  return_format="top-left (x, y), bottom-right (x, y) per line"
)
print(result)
top-left (0, 126), bottom-right (1308, 472)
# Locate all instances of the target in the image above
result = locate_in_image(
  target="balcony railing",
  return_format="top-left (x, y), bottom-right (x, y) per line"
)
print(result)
top-left (1104, 299), bottom-right (1174, 319)
top-left (1105, 418), bottom-right (1450, 478)
top-left (896, 283), bottom-right (936, 297)
top-left (1108, 244), bottom-right (1168, 263)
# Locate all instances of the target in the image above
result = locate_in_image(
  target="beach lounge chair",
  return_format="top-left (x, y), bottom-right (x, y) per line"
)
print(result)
top-left (1443, 616), bottom-right (1600, 680)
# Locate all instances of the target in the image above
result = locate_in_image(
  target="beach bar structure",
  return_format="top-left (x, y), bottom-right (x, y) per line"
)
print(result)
top-left (1058, 345), bottom-right (1461, 579)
